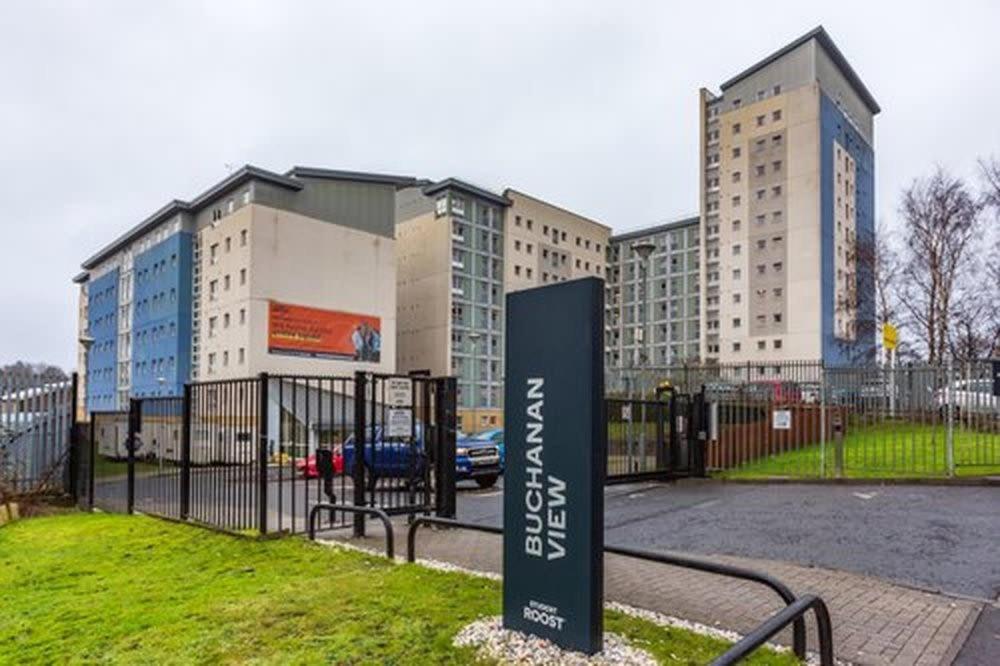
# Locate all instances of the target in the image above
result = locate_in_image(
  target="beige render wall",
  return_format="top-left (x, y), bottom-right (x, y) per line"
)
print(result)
top-left (197, 206), bottom-right (253, 380)
top-left (781, 84), bottom-right (823, 362)
top-left (714, 83), bottom-right (823, 365)
top-left (395, 212), bottom-right (451, 376)
top-left (245, 204), bottom-right (397, 377)
top-left (503, 189), bottom-right (610, 293)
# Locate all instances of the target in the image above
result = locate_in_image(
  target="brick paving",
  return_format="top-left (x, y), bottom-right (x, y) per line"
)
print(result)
top-left (324, 522), bottom-right (981, 665)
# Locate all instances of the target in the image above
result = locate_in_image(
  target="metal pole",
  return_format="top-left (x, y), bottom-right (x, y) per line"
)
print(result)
top-left (257, 372), bottom-right (269, 535)
top-left (180, 383), bottom-right (191, 520)
top-left (820, 362), bottom-right (827, 478)
top-left (945, 358), bottom-right (955, 477)
top-left (468, 332), bottom-right (481, 434)
top-left (353, 371), bottom-right (367, 537)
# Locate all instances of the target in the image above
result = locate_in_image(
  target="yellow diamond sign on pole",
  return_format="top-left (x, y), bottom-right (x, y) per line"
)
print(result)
top-left (883, 322), bottom-right (898, 351)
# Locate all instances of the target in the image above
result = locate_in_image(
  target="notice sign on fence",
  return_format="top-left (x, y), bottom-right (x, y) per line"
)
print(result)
top-left (503, 277), bottom-right (606, 655)
top-left (386, 408), bottom-right (412, 438)
top-left (773, 409), bottom-right (792, 430)
top-left (386, 377), bottom-right (413, 407)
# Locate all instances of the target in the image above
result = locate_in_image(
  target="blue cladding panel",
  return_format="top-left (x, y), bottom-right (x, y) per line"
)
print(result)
top-left (131, 232), bottom-right (193, 398)
top-left (86, 268), bottom-right (119, 411)
top-left (820, 92), bottom-right (876, 365)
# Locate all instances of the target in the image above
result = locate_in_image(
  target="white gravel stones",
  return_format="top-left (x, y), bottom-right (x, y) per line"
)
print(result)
top-left (454, 617), bottom-right (657, 666)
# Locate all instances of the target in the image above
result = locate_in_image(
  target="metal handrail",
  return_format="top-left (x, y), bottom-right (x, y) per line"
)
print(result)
top-left (604, 544), bottom-right (806, 659)
top-left (406, 518), bottom-right (807, 660)
top-left (711, 594), bottom-right (834, 666)
top-left (406, 516), bottom-right (502, 562)
top-left (308, 503), bottom-right (395, 559)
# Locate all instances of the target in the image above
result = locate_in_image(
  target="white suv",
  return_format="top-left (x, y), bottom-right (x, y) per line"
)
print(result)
top-left (934, 379), bottom-right (999, 418)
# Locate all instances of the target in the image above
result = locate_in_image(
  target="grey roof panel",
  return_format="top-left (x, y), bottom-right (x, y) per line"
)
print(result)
top-left (610, 215), bottom-right (700, 243)
top-left (286, 166), bottom-right (419, 187)
top-left (720, 25), bottom-right (880, 115)
top-left (422, 178), bottom-right (512, 207)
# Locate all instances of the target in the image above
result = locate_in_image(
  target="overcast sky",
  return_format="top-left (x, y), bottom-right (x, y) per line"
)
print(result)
top-left (2, 1), bottom-right (998, 370)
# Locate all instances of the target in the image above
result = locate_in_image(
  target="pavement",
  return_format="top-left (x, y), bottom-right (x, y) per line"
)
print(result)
top-left (319, 479), bottom-right (999, 665)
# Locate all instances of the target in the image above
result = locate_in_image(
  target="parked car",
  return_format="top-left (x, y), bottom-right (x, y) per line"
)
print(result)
top-left (296, 445), bottom-right (345, 478)
top-left (457, 429), bottom-right (504, 489)
top-left (341, 425), bottom-right (428, 489)
top-left (744, 380), bottom-right (801, 404)
top-left (934, 379), bottom-right (1000, 418)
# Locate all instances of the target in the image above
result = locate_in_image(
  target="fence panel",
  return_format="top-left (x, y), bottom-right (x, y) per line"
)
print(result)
top-left (188, 378), bottom-right (260, 532)
top-left (608, 361), bottom-right (1000, 479)
top-left (267, 375), bottom-right (356, 535)
top-left (90, 410), bottom-right (131, 512)
top-left (132, 397), bottom-right (185, 520)
top-left (0, 370), bottom-right (75, 497)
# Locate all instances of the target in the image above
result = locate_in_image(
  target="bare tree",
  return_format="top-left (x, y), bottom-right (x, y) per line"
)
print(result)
top-left (981, 156), bottom-right (1000, 207)
top-left (898, 167), bottom-right (983, 363)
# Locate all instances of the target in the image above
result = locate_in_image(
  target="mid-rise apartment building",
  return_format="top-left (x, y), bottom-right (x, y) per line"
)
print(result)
top-left (503, 189), bottom-right (609, 292)
top-left (604, 216), bottom-right (701, 368)
top-left (76, 166), bottom-right (413, 411)
top-left (395, 181), bottom-right (610, 432)
top-left (698, 26), bottom-right (878, 368)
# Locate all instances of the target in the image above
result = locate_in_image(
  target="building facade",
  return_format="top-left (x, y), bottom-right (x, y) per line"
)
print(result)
top-left (604, 217), bottom-right (701, 368)
top-left (395, 181), bottom-right (610, 432)
top-left (698, 26), bottom-right (878, 369)
top-left (502, 189), bottom-right (610, 292)
top-left (76, 166), bottom-right (412, 411)
top-left (395, 179), bottom-right (509, 432)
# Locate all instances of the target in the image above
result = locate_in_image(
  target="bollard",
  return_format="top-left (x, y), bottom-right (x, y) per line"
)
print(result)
top-left (833, 411), bottom-right (844, 479)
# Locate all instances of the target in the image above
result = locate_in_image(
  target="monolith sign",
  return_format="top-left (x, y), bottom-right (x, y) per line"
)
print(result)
top-left (502, 277), bottom-right (606, 654)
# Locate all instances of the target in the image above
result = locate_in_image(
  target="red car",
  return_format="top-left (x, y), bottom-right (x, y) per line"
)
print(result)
top-left (295, 447), bottom-right (345, 478)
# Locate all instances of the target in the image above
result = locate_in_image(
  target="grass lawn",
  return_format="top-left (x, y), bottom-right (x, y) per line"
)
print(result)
top-left (717, 421), bottom-right (1000, 480)
top-left (0, 513), bottom-right (797, 665)
top-left (93, 456), bottom-right (164, 479)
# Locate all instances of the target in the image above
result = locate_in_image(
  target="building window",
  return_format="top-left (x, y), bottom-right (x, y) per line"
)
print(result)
top-left (224, 275), bottom-right (231, 290)
top-left (756, 115), bottom-right (765, 127)
top-left (514, 240), bottom-right (521, 251)
top-left (514, 265), bottom-right (521, 276)
top-left (225, 237), bottom-right (231, 252)
top-left (732, 171), bottom-right (741, 183)
top-left (240, 268), bottom-right (246, 285)
top-left (223, 313), bottom-right (230, 328)
top-left (772, 185), bottom-right (782, 197)
top-left (755, 164), bottom-right (765, 177)
top-left (239, 308), bottom-right (246, 324)
top-left (773, 85), bottom-right (781, 95)
top-left (238, 348), bottom-right (245, 364)
top-left (732, 195), bottom-right (741, 207)
top-left (773, 160), bottom-right (782, 172)
top-left (210, 244), bottom-right (219, 264)
top-left (774, 313), bottom-right (783, 323)
top-left (732, 269), bottom-right (741, 280)
top-left (758, 340), bottom-right (766, 350)
top-left (772, 110), bottom-right (782, 122)
top-left (515, 215), bottom-right (522, 226)
top-left (732, 244), bottom-right (741, 256)
top-left (732, 147), bottom-right (741, 159)
top-left (733, 342), bottom-right (741, 352)
top-left (240, 229), bottom-right (248, 246)
top-left (732, 122), bottom-right (741, 134)
top-left (223, 351), bottom-right (229, 367)
top-left (774, 339), bottom-right (783, 349)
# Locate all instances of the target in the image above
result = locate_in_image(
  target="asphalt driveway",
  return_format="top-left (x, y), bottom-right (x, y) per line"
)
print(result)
top-left (457, 479), bottom-right (1000, 601)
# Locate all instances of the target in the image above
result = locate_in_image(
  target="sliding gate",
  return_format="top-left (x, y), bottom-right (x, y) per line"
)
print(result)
top-left (606, 389), bottom-right (707, 483)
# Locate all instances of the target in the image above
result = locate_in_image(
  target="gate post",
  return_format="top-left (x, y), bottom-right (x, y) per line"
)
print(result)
top-left (257, 373), bottom-right (269, 535)
top-left (127, 398), bottom-right (140, 514)
top-left (88, 416), bottom-right (96, 509)
top-left (353, 372), bottom-right (367, 537)
top-left (180, 383), bottom-right (192, 520)
top-left (68, 373), bottom-right (79, 500)
top-left (434, 376), bottom-right (457, 519)
top-left (691, 388), bottom-right (708, 477)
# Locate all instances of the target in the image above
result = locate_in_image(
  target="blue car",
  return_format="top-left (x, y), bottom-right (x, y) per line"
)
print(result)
top-left (342, 424), bottom-right (424, 472)
top-left (456, 429), bottom-right (504, 489)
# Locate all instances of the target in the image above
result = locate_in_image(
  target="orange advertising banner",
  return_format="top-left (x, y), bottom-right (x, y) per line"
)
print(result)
top-left (267, 301), bottom-right (381, 362)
